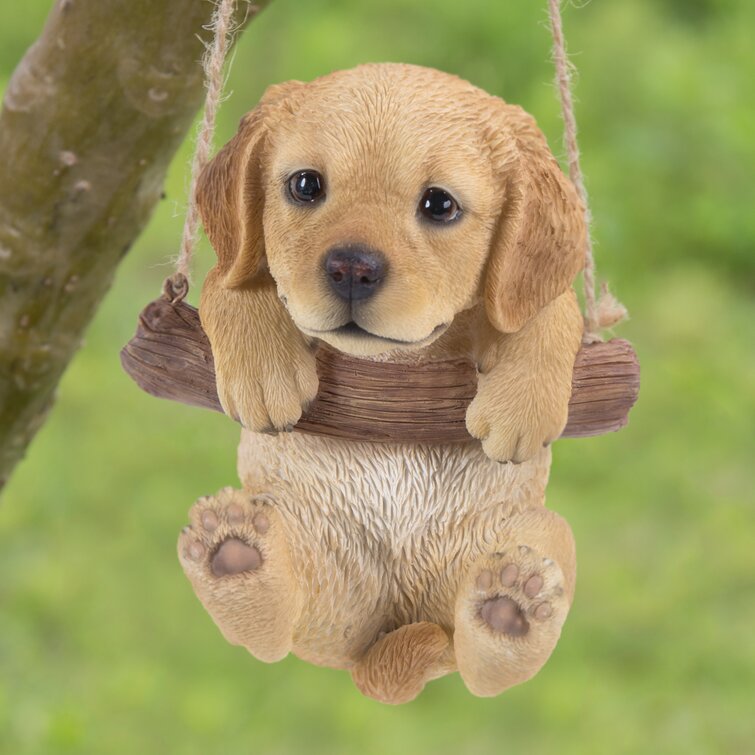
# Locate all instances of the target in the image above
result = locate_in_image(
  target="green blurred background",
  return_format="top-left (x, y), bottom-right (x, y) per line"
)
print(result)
top-left (1, 0), bottom-right (753, 753)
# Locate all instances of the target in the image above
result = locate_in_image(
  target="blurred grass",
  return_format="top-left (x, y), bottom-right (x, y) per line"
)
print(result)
top-left (1, 0), bottom-right (754, 753)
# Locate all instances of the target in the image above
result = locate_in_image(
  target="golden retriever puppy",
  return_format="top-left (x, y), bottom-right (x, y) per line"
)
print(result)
top-left (178, 63), bottom-right (585, 703)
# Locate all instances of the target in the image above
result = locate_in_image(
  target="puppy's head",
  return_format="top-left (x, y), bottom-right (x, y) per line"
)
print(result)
top-left (198, 63), bottom-right (585, 356)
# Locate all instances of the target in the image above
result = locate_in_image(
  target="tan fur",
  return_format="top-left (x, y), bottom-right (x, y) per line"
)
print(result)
top-left (179, 64), bottom-right (585, 702)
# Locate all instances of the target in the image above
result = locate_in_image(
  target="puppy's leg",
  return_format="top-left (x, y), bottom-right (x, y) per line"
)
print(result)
top-left (467, 289), bottom-right (583, 463)
top-left (453, 507), bottom-right (576, 697)
top-left (178, 487), bottom-right (303, 662)
top-left (200, 268), bottom-right (319, 433)
top-left (352, 623), bottom-right (453, 705)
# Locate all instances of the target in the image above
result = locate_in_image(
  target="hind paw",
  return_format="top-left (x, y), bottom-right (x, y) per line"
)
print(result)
top-left (471, 545), bottom-right (566, 638)
top-left (454, 544), bottom-right (571, 696)
top-left (178, 488), bottom-right (300, 662)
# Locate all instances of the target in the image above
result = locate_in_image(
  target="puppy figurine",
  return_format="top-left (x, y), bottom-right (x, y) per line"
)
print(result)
top-left (178, 63), bottom-right (586, 703)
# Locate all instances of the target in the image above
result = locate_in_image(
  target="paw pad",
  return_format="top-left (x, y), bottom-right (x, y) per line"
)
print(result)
top-left (476, 570), bottom-right (494, 590)
top-left (188, 540), bottom-right (206, 561)
top-left (201, 510), bottom-right (219, 532)
top-left (501, 563), bottom-right (519, 587)
top-left (471, 544), bottom-right (566, 638)
top-left (524, 575), bottom-right (543, 598)
top-left (252, 512), bottom-right (270, 534)
top-left (226, 502), bottom-right (245, 525)
top-left (211, 538), bottom-right (262, 577)
top-left (179, 489), bottom-right (277, 581)
top-left (480, 596), bottom-right (529, 637)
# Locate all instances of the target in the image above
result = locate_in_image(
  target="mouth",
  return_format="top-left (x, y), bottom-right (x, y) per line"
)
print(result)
top-left (303, 320), bottom-right (448, 346)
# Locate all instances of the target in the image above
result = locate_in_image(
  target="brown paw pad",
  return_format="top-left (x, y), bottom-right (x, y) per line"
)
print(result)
top-left (524, 574), bottom-right (544, 598)
top-left (476, 569), bottom-right (494, 590)
top-left (226, 502), bottom-right (245, 525)
top-left (187, 540), bottom-right (206, 561)
top-left (467, 545), bottom-right (566, 640)
top-left (252, 512), bottom-right (270, 534)
top-left (480, 596), bottom-right (529, 637)
top-left (500, 563), bottom-right (519, 587)
top-left (533, 602), bottom-right (553, 620)
top-left (211, 538), bottom-right (262, 577)
top-left (201, 509), bottom-right (219, 532)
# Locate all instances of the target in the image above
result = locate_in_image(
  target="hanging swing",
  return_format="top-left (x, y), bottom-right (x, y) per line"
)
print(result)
top-left (122, 2), bottom-right (638, 441)
top-left (120, 0), bottom-right (640, 703)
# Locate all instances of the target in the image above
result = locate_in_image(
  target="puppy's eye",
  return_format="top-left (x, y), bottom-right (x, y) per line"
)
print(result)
top-left (418, 187), bottom-right (461, 223)
top-left (288, 170), bottom-right (325, 204)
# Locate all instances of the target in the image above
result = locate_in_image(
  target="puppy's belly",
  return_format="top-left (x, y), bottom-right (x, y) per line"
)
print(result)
top-left (237, 430), bottom-right (551, 667)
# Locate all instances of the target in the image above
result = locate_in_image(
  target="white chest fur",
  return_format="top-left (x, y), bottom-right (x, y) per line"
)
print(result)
top-left (238, 430), bottom-right (552, 541)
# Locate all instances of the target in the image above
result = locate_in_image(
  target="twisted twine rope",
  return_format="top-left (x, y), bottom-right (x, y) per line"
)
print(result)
top-left (164, 0), bottom-right (239, 303)
top-left (548, 0), bottom-right (627, 342)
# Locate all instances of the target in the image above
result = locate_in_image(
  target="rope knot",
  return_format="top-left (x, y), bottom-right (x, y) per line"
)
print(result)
top-left (163, 273), bottom-right (190, 304)
top-left (583, 283), bottom-right (628, 344)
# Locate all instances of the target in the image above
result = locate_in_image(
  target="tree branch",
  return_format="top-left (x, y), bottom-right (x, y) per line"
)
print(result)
top-left (121, 297), bottom-right (641, 444)
top-left (0, 0), bottom-right (268, 488)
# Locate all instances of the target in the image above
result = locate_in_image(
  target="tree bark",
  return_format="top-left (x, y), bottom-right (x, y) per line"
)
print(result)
top-left (121, 296), bottom-right (641, 444)
top-left (0, 0), bottom-right (267, 488)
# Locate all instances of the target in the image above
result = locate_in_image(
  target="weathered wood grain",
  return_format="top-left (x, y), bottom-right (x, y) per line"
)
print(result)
top-left (121, 296), bottom-right (640, 444)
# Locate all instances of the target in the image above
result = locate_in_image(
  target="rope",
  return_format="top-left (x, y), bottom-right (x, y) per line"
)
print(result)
top-left (165, 0), bottom-right (239, 303)
top-left (547, 0), bottom-right (627, 342)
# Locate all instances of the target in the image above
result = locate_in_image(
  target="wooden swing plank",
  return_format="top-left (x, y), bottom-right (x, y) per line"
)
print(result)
top-left (120, 297), bottom-right (640, 443)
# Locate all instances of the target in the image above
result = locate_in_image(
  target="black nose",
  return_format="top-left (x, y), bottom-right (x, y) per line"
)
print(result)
top-left (323, 245), bottom-right (387, 301)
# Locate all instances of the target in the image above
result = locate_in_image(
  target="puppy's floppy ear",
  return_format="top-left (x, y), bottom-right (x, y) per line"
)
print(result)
top-left (196, 81), bottom-right (304, 288)
top-left (483, 101), bottom-right (586, 333)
